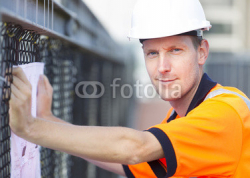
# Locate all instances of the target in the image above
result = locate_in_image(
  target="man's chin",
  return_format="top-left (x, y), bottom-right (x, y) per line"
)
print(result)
top-left (156, 83), bottom-right (182, 99)
top-left (159, 96), bottom-right (180, 102)
top-left (157, 89), bottom-right (182, 101)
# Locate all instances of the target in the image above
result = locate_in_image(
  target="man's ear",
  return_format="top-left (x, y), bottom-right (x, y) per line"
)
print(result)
top-left (198, 39), bottom-right (209, 65)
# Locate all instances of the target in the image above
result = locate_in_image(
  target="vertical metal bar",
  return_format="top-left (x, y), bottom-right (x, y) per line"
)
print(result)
top-left (24, 0), bottom-right (27, 19)
top-left (48, 0), bottom-right (49, 29)
top-left (52, 0), bottom-right (54, 30)
top-left (44, 0), bottom-right (45, 29)
top-left (36, 0), bottom-right (38, 24)
top-left (0, 13), bottom-right (2, 76)
top-left (16, 0), bottom-right (19, 15)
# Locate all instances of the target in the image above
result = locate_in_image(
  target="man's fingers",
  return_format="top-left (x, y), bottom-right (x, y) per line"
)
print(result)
top-left (9, 91), bottom-right (17, 104)
top-left (12, 76), bottom-right (31, 95)
top-left (9, 88), bottom-right (21, 111)
top-left (37, 75), bottom-right (53, 96)
top-left (11, 83), bottom-right (28, 101)
top-left (12, 67), bottom-right (30, 86)
top-left (11, 83), bottom-right (20, 99)
top-left (37, 75), bottom-right (46, 95)
top-left (43, 75), bottom-right (53, 93)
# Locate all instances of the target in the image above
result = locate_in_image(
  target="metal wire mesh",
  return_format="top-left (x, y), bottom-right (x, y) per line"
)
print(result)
top-left (0, 22), bottom-right (40, 178)
top-left (0, 22), bottom-right (13, 178)
top-left (71, 54), bottom-right (127, 178)
top-left (0, 23), bottom-right (75, 178)
top-left (0, 22), bottom-right (130, 178)
top-left (40, 38), bottom-right (76, 178)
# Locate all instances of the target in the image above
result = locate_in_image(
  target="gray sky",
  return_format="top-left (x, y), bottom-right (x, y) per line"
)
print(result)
top-left (83, 0), bottom-right (137, 43)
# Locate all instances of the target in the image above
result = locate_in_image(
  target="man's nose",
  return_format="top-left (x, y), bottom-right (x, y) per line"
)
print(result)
top-left (158, 54), bottom-right (171, 74)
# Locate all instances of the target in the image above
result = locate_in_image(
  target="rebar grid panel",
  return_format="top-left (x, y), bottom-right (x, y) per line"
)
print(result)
top-left (0, 22), bottom-right (40, 178)
top-left (40, 38), bottom-right (76, 178)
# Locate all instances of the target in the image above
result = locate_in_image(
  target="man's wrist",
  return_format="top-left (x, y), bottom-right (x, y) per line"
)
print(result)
top-left (26, 116), bottom-right (45, 143)
top-left (39, 111), bottom-right (54, 120)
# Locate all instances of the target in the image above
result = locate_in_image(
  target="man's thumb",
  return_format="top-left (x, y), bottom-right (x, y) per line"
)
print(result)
top-left (37, 75), bottom-right (45, 96)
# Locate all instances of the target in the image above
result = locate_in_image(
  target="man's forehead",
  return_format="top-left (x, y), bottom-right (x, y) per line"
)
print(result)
top-left (142, 36), bottom-right (192, 48)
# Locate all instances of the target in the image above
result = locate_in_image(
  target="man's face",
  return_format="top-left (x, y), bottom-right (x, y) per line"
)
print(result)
top-left (143, 35), bottom-right (205, 101)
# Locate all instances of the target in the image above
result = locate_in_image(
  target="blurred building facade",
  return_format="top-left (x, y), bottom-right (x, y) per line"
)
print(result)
top-left (201, 0), bottom-right (250, 52)
top-left (200, 0), bottom-right (250, 98)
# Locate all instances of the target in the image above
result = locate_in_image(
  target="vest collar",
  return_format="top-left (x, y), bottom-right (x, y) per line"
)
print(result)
top-left (167, 73), bottom-right (217, 122)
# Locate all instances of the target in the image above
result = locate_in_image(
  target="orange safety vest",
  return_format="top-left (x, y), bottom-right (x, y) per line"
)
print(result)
top-left (123, 73), bottom-right (250, 178)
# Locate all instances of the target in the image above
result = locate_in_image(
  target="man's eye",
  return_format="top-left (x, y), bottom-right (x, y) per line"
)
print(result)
top-left (148, 52), bottom-right (158, 56)
top-left (172, 49), bottom-right (182, 52)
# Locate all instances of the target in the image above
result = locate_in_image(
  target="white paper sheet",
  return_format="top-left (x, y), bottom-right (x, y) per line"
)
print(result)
top-left (11, 62), bottom-right (44, 178)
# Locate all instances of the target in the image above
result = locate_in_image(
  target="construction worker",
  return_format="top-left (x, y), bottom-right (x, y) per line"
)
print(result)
top-left (9, 0), bottom-right (250, 177)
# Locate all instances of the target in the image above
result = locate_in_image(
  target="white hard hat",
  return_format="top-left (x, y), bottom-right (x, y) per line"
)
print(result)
top-left (128, 0), bottom-right (211, 40)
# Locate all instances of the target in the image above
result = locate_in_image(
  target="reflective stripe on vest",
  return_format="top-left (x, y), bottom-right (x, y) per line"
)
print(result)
top-left (204, 88), bottom-right (250, 110)
top-left (170, 89), bottom-right (250, 117)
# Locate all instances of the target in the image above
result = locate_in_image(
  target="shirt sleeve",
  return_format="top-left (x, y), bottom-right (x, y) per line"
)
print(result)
top-left (123, 99), bottom-right (243, 177)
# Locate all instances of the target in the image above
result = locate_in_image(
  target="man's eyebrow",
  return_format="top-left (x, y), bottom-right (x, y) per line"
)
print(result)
top-left (163, 45), bottom-right (177, 49)
top-left (143, 48), bottom-right (158, 53)
top-left (143, 43), bottom-right (187, 51)
top-left (164, 44), bottom-right (186, 49)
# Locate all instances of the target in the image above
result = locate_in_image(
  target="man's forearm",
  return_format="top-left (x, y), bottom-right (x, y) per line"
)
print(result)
top-left (39, 115), bottom-right (126, 176)
top-left (10, 67), bottom-right (162, 176)
top-left (26, 117), bottom-right (154, 165)
top-left (85, 159), bottom-right (126, 176)
top-left (40, 114), bottom-right (70, 124)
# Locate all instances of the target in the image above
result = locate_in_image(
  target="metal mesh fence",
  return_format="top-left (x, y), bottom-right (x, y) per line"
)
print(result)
top-left (0, 23), bottom-right (73, 178)
top-left (0, 22), bottom-right (130, 178)
top-left (40, 38), bottom-right (77, 178)
top-left (0, 22), bottom-right (40, 178)
top-left (0, 23), bottom-right (13, 178)
top-left (70, 52), bottom-right (129, 178)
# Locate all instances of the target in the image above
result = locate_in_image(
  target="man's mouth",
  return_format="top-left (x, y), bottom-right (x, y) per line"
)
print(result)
top-left (158, 78), bottom-right (176, 83)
